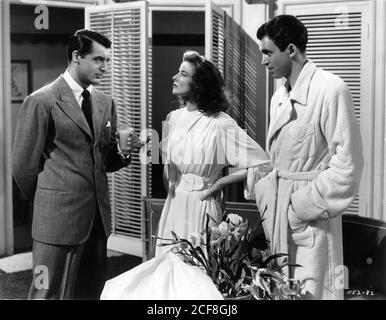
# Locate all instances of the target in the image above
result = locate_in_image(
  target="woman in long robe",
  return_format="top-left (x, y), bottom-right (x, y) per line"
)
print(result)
top-left (156, 51), bottom-right (271, 255)
top-left (101, 51), bottom-right (270, 300)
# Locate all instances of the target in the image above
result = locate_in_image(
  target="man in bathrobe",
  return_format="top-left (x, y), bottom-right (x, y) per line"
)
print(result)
top-left (254, 15), bottom-right (363, 299)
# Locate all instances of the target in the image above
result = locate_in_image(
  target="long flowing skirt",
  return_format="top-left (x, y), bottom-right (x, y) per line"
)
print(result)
top-left (100, 252), bottom-right (223, 300)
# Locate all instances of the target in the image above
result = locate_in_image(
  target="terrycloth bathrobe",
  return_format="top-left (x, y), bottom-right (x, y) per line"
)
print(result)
top-left (252, 60), bottom-right (364, 299)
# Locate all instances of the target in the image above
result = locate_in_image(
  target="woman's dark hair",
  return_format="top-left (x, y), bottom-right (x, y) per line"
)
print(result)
top-left (67, 29), bottom-right (111, 63)
top-left (256, 15), bottom-right (308, 53)
top-left (180, 51), bottom-right (230, 115)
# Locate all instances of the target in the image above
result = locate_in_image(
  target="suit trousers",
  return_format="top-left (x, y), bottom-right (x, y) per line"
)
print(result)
top-left (28, 210), bottom-right (107, 300)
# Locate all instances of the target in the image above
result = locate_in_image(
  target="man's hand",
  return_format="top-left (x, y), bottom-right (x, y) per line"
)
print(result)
top-left (127, 130), bottom-right (142, 151)
top-left (116, 128), bottom-right (141, 156)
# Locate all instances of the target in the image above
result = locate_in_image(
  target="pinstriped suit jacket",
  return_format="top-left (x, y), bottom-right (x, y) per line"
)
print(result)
top-left (12, 76), bottom-right (129, 245)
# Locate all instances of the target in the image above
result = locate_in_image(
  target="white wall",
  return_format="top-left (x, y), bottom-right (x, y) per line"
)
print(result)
top-left (241, 1), bottom-right (267, 41)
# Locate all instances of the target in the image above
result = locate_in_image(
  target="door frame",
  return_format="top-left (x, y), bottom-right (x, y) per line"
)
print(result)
top-left (0, 0), bottom-right (95, 257)
top-left (0, 0), bottom-right (13, 258)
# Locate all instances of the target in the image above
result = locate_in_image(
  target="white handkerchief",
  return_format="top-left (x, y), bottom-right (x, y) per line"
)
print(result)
top-left (106, 121), bottom-right (111, 127)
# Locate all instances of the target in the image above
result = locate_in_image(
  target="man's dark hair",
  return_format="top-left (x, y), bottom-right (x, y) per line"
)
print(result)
top-left (179, 51), bottom-right (230, 115)
top-left (67, 29), bottom-right (111, 62)
top-left (256, 15), bottom-right (308, 53)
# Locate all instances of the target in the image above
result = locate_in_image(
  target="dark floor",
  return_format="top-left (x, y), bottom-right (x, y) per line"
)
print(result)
top-left (0, 254), bottom-right (142, 300)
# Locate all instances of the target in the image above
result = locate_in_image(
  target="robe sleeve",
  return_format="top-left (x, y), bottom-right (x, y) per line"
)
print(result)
top-left (244, 163), bottom-right (273, 200)
top-left (290, 81), bottom-right (364, 222)
top-left (218, 114), bottom-right (271, 199)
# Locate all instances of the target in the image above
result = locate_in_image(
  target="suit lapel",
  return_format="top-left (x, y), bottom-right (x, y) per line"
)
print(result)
top-left (55, 76), bottom-right (93, 141)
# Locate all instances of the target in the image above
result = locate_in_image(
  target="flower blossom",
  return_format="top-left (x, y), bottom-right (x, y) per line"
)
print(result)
top-left (210, 225), bottom-right (222, 240)
top-left (218, 221), bottom-right (230, 236)
top-left (227, 213), bottom-right (243, 226)
top-left (188, 232), bottom-right (203, 247)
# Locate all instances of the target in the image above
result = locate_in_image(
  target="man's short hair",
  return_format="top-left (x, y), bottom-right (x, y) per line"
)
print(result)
top-left (67, 29), bottom-right (111, 62)
top-left (256, 15), bottom-right (308, 53)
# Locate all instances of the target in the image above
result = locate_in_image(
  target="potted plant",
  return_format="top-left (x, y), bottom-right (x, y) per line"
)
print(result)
top-left (157, 212), bottom-right (301, 300)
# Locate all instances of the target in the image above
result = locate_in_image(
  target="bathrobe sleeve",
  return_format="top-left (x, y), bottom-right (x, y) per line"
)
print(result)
top-left (290, 81), bottom-right (364, 222)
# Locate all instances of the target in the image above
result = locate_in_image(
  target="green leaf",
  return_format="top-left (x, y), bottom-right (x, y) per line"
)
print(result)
top-left (174, 239), bottom-right (209, 272)
top-left (170, 231), bottom-right (179, 241)
top-left (288, 263), bottom-right (303, 269)
top-left (261, 253), bottom-right (288, 267)
top-left (260, 269), bottom-right (286, 285)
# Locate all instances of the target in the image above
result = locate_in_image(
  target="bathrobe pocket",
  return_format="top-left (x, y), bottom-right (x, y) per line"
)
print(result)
top-left (286, 123), bottom-right (316, 160)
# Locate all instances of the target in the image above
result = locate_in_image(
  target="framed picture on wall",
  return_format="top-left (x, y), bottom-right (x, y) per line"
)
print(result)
top-left (11, 60), bottom-right (31, 103)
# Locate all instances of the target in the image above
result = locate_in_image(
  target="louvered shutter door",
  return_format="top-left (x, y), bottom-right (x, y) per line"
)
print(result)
top-left (283, 1), bottom-right (372, 217)
top-left (224, 15), bottom-right (267, 147)
top-left (86, 2), bottom-right (150, 255)
top-left (243, 35), bottom-right (267, 148)
top-left (88, 12), bottom-right (113, 96)
top-left (146, 35), bottom-right (153, 194)
top-left (224, 14), bottom-right (243, 126)
top-left (205, 0), bottom-right (225, 76)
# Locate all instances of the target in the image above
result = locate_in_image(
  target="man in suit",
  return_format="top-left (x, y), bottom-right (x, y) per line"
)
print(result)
top-left (12, 29), bottom-right (139, 299)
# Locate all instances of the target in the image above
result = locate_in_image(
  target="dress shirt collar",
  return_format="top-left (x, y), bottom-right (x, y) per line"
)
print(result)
top-left (62, 69), bottom-right (93, 104)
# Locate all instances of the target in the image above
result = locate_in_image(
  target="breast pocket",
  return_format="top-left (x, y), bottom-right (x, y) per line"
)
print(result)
top-left (101, 126), bottom-right (112, 145)
top-left (286, 123), bottom-right (316, 160)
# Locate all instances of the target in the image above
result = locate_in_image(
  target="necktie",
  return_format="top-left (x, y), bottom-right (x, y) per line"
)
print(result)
top-left (81, 89), bottom-right (94, 136)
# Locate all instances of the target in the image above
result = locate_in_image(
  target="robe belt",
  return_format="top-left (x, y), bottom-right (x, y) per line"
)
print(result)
top-left (177, 173), bottom-right (215, 192)
top-left (271, 168), bottom-right (322, 228)
top-left (269, 169), bottom-right (322, 256)
top-left (275, 169), bottom-right (322, 181)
